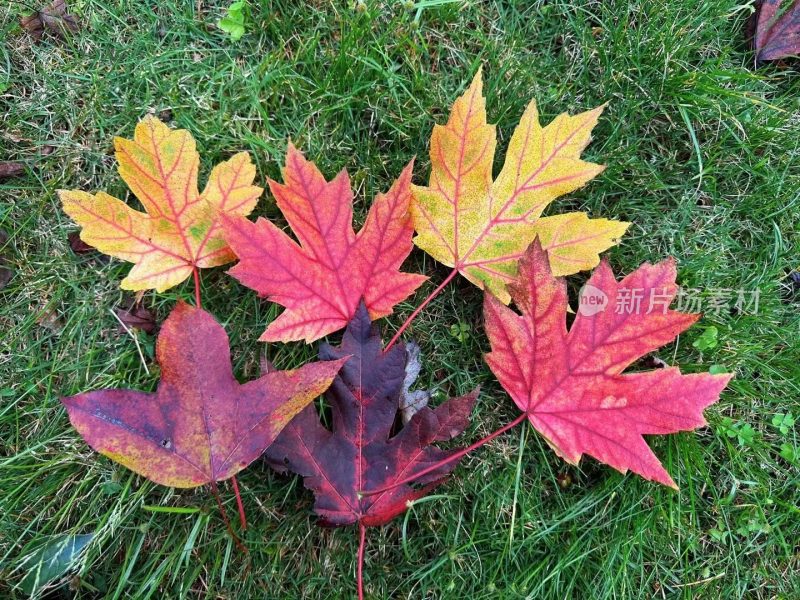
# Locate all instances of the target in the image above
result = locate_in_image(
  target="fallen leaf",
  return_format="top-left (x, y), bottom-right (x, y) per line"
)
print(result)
top-left (411, 70), bottom-right (629, 303)
top-left (19, 533), bottom-right (94, 596)
top-left (223, 145), bottom-right (426, 343)
top-left (0, 162), bottom-right (24, 179)
top-left (62, 302), bottom-right (344, 488)
top-left (399, 340), bottom-right (431, 424)
top-left (67, 231), bottom-right (94, 254)
top-left (20, 0), bottom-right (79, 41)
top-left (752, 0), bottom-right (800, 62)
top-left (115, 302), bottom-right (157, 335)
top-left (265, 301), bottom-right (477, 526)
top-left (37, 308), bottom-right (64, 334)
top-left (0, 262), bottom-right (11, 290)
top-left (483, 240), bottom-right (732, 488)
top-left (60, 117), bottom-right (262, 292)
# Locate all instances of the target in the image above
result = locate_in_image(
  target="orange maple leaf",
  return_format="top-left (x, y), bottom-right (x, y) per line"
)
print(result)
top-left (59, 116), bottom-right (262, 291)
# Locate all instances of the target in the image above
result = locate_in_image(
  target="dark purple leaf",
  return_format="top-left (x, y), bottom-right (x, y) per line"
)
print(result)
top-left (265, 301), bottom-right (477, 528)
top-left (0, 162), bottom-right (24, 179)
top-left (115, 303), bottom-right (157, 335)
top-left (68, 232), bottom-right (95, 255)
top-left (753, 0), bottom-right (800, 62)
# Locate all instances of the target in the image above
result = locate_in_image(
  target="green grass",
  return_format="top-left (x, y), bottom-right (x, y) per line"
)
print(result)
top-left (1, 0), bottom-right (799, 598)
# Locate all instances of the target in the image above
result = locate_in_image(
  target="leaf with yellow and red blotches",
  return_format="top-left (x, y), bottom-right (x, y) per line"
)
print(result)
top-left (59, 116), bottom-right (262, 292)
top-left (222, 145), bottom-right (427, 343)
top-left (265, 301), bottom-right (477, 526)
top-left (484, 240), bottom-right (732, 488)
top-left (411, 70), bottom-right (629, 304)
top-left (61, 302), bottom-right (345, 488)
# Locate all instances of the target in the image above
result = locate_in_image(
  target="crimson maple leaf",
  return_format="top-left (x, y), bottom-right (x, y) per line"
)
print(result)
top-left (222, 145), bottom-right (427, 343)
top-left (265, 302), bottom-right (477, 525)
top-left (61, 302), bottom-right (345, 488)
top-left (484, 240), bottom-right (732, 488)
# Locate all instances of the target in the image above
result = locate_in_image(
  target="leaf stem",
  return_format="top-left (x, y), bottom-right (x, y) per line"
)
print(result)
top-left (357, 522), bottom-right (367, 600)
top-left (193, 266), bottom-right (202, 309)
top-left (209, 482), bottom-right (247, 553)
top-left (384, 268), bottom-right (458, 352)
top-left (360, 412), bottom-right (528, 497)
top-left (231, 475), bottom-right (247, 531)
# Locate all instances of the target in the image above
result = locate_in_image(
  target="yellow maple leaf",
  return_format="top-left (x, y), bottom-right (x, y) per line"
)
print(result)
top-left (411, 70), bottom-right (629, 303)
top-left (59, 116), bottom-right (262, 292)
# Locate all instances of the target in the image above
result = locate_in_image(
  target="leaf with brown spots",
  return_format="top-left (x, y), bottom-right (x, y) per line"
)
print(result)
top-left (61, 302), bottom-right (344, 488)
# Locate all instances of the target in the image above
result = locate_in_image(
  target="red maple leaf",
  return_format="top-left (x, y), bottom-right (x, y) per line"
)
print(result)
top-left (222, 145), bottom-right (427, 343)
top-left (264, 302), bottom-right (477, 596)
top-left (484, 240), bottom-right (732, 488)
